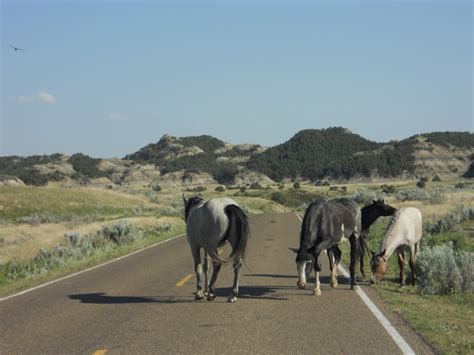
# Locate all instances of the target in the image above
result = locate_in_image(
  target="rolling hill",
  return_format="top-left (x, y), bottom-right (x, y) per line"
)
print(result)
top-left (1, 128), bottom-right (473, 187)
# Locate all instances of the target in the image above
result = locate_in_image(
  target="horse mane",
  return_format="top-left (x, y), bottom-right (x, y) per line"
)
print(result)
top-left (184, 196), bottom-right (204, 222)
top-left (381, 209), bottom-right (403, 247)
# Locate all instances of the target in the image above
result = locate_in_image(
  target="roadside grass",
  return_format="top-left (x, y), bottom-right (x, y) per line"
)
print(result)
top-left (0, 184), bottom-right (287, 297)
top-left (337, 218), bottom-right (474, 354)
top-left (0, 186), bottom-right (157, 223)
top-left (0, 218), bottom-right (185, 297)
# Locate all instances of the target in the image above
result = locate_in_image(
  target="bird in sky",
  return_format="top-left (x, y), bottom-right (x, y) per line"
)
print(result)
top-left (9, 45), bottom-right (25, 52)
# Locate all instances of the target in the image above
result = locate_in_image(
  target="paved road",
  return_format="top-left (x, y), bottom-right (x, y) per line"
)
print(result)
top-left (1, 213), bottom-right (434, 354)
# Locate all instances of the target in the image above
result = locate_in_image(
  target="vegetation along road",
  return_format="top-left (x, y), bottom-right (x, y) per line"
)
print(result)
top-left (0, 213), bottom-right (434, 354)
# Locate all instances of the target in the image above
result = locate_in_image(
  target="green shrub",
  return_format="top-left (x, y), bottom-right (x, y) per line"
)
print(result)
top-left (432, 174), bottom-right (441, 182)
top-left (3, 221), bottom-right (148, 281)
top-left (152, 185), bottom-right (162, 192)
top-left (351, 189), bottom-right (378, 205)
top-left (293, 182), bottom-right (301, 189)
top-left (250, 182), bottom-right (264, 190)
top-left (396, 188), bottom-right (427, 201)
top-left (315, 180), bottom-right (330, 186)
top-left (215, 185), bottom-right (226, 192)
top-left (456, 251), bottom-right (474, 292)
top-left (417, 180), bottom-right (426, 188)
top-left (271, 192), bottom-right (287, 205)
top-left (416, 244), bottom-right (463, 295)
top-left (380, 184), bottom-right (396, 194)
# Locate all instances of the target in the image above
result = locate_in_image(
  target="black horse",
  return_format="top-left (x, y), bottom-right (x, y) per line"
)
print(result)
top-left (291, 198), bottom-right (361, 295)
top-left (325, 198), bottom-right (396, 280)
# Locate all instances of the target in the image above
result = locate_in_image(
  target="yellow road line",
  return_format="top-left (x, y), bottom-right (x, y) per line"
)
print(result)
top-left (176, 274), bottom-right (193, 287)
top-left (92, 350), bottom-right (107, 355)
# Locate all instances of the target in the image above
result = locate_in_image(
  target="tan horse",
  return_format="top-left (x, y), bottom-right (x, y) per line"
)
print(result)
top-left (370, 207), bottom-right (422, 286)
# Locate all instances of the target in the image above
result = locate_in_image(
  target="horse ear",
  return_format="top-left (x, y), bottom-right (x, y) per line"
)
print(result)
top-left (182, 194), bottom-right (188, 205)
top-left (373, 200), bottom-right (377, 204)
top-left (380, 249), bottom-right (386, 257)
top-left (370, 250), bottom-right (375, 257)
top-left (288, 247), bottom-right (299, 253)
top-left (381, 198), bottom-right (384, 204)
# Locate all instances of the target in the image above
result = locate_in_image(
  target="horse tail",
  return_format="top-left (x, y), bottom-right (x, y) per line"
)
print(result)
top-left (207, 204), bottom-right (250, 264)
top-left (359, 232), bottom-right (370, 258)
top-left (224, 204), bottom-right (250, 261)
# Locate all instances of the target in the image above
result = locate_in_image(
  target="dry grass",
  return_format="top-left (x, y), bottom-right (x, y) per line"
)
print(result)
top-left (0, 216), bottom-right (183, 264)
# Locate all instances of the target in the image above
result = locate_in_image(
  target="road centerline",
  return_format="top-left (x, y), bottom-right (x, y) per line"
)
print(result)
top-left (176, 274), bottom-right (193, 287)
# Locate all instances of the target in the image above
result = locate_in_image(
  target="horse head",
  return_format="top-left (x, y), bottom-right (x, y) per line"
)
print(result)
top-left (370, 249), bottom-right (388, 284)
top-left (373, 199), bottom-right (397, 217)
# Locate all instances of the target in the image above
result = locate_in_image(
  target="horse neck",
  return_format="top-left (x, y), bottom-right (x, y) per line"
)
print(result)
top-left (361, 205), bottom-right (380, 231)
top-left (380, 220), bottom-right (402, 257)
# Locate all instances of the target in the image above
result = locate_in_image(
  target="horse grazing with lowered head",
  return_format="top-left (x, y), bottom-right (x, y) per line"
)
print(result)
top-left (370, 207), bottom-right (422, 286)
top-left (291, 198), bottom-right (361, 295)
top-left (183, 196), bottom-right (250, 303)
top-left (358, 199), bottom-right (397, 277)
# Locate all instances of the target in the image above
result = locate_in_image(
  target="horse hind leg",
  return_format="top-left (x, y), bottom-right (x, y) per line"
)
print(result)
top-left (228, 258), bottom-right (243, 303)
top-left (349, 235), bottom-right (359, 289)
top-left (207, 261), bottom-right (222, 301)
top-left (203, 252), bottom-right (210, 296)
top-left (397, 248), bottom-right (406, 286)
top-left (331, 246), bottom-right (341, 288)
top-left (191, 244), bottom-right (205, 300)
top-left (409, 245), bottom-right (417, 286)
top-left (327, 247), bottom-right (340, 288)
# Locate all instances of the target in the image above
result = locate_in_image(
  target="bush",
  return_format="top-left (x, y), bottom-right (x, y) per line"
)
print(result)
top-left (215, 185), bottom-right (226, 192)
top-left (456, 251), bottom-right (474, 292)
top-left (416, 180), bottom-right (426, 188)
top-left (395, 188), bottom-right (445, 204)
top-left (100, 220), bottom-right (143, 244)
top-left (152, 185), bottom-right (162, 192)
top-left (4, 221), bottom-right (145, 281)
top-left (293, 182), bottom-right (301, 189)
top-left (432, 174), bottom-right (441, 182)
top-left (250, 182), bottom-right (264, 190)
top-left (426, 207), bottom-right (474, 235)
top-left (380, 184), bottom-right (396, 194)
top-left (419, 176), bottom-right (429, 182)
top-left (315, 180), bottom-right (330, 186)
top-left (186, 186), bottom-right (207, 193)
top-left (351, 189), bottom-right (378, 205)
top-left (416, 244), bottom-right (463, 295)
top-left (240, 186), bottom-right (247, 193)
top-left (271, 192), bottom-right (287, 205)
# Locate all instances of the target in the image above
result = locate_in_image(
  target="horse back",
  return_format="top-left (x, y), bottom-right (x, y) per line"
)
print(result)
top-left (299, 198), bottom-right (360, 255)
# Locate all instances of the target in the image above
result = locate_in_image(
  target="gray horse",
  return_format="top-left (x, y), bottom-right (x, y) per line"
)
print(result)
top-left (183, 195), bottom-right (250, 303)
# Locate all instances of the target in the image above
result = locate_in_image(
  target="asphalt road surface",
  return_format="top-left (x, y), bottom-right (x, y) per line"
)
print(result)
top-left (1, 213), bottom-right (434, 354)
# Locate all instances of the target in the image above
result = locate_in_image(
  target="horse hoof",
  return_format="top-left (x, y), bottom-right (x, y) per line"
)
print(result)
top-left (195, 293), bottom-right (204, 301)
top-left (330, 282), bottom-right (338, 288)
top-left (227, 296), bottom-right (237, 303)
top-left (207, 293), bottom-right (216, 301)
top-left (313, 289), bottom-right (322, 296)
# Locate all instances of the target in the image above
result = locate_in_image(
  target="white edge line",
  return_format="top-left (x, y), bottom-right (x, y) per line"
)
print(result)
top-left (293, 212), bottom-right (414, 355)
top-left (0, 233), bottom-right (186, 302)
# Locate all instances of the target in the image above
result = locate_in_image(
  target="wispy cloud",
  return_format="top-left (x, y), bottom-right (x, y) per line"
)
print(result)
top-left (14, 91), bottom-right (56, 104)
top-left (15, 95), bottom-right (35, 104)
top-left (108, 113), bottom-right (128, 121)
top-left (37, 91), bottom-right (55, 104)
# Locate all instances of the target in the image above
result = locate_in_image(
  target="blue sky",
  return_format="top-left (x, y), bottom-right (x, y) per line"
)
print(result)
top-left (1, 0), bottom-right (472, 158)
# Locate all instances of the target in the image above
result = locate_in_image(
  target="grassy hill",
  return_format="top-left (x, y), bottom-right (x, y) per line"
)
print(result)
top-left (1, 128), bottom-right (472, 186)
